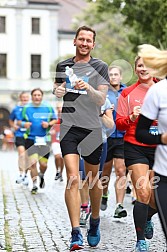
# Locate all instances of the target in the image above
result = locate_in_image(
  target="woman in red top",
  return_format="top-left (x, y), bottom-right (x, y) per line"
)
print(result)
top-left (116, 56), bottom-right (158, 252)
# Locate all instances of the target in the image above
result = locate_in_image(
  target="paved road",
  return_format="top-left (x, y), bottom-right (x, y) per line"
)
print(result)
top-left (0, 150), bottom-right (166, 252)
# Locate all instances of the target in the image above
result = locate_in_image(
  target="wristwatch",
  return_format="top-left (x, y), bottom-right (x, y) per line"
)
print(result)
top-left (99, 112), bottom-right (105, 117)
top-left (52, 87), bottom-right (57, 94)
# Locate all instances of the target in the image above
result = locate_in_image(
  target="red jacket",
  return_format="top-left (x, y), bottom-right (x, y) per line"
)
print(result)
top-left (116, 80), bottom-right (157, 147)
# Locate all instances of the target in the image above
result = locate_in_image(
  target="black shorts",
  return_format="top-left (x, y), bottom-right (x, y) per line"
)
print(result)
top-left (105, 137), bottom-right (124, 162)
top-left (15, 137), bottom-right (26, 148)
top-left (60, 125), bottom-right (103, 165)
top-left (124, 141), bottom-right (155, 169)
top-left (25, 139), bottom-right (50, 159)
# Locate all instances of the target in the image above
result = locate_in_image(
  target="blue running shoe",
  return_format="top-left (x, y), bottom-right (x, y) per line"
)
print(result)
top-left (144, 220), bottom-right (154, 239)
top-left (70, 230), bottom-right (84, 251)
top-left (87, 216), bottom-right (100, 247)
top-left (135, 240), bottom-right (149, 252)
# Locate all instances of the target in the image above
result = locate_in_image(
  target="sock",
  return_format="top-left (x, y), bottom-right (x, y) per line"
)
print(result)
top-left (90, 215), bottom-right (100, 225)
top-left (39, 172), bottom-right (44, 177)
top-left (72, 227), bottom-right (81, 233)
top-left (116, 203), bottom-right (123, 208)
top-left (102, 192), bottom-right (109, 198)
top-left (133, 201), bottom-right (149, 241)
top-left (81, 203), bottom-right (90, 214)
top-left (81, 203), bottom-right (88, 208)
top-left (33, 179), bottom-right (37, 186)
top-left (147, 206), bottom-right (157, 221)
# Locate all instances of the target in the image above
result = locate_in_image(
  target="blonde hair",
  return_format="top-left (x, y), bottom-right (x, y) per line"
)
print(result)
top-left (138, 44), bottom-right (167, 79)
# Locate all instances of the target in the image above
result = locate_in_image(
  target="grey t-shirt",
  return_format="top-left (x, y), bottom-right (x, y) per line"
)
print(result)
top-left (55, 57), bottom-right (110, 129)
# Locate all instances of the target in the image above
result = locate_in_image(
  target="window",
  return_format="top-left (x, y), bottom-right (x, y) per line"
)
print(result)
top-left (31, 55), bottom-right (41, 79)
top-left (31, 18), bottom-right (40, 34)
top-left (0, 16), bottom-right (6, 33)
top-left (0, 54), bottom-right (7, 77)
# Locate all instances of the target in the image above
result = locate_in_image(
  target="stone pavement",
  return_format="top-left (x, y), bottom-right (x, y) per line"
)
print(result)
top-left (0, 150), bottom-right (166, 252)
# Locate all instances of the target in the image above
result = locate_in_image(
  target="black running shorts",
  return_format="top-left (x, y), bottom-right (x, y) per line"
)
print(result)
top-left (25, 139), bottom-right (50, 159)
top-left (60, 125), bottom-right (103, 165)
top-left (124, 141), bottom-right (155, 169)
top-left (15, 137), bottom-right (26, 148)
top-left (105, 137), bottom-right (124, 162)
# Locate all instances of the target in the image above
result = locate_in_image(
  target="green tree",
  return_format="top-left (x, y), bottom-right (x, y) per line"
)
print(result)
top-left (73, 2), bottom-right (136, 85)
top-left (87, 0), bottom-right (167, 51)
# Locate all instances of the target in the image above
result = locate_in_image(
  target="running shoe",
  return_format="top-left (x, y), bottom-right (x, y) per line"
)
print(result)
top-left (113, 204), bottom-right (127, 218)
top-left (22, 175), bottom-right (29, 186)
top-left (126, 184), bottom-right (132, 194)
top-left (144, 220), bottom-right (154, 239)
top-left (39, 173), bottom-right (45, 188)
top-left (16, 175), bottom-right (24, 184)
top-left (31, 185), bottom-right (38, 194)
top-left (87, 216), bottom-right (100, 247)
top-left (59, 174), bottom-right (63, 182)
top-left (100, 193), bottom-right (108, 211)
top-left (135, 240), bottom-right (149, 251)
top-left (55, 172), bottom-right (61, 180)
top-left (70, 230), bottom-right (84, 251)
top-left (80, 205), bottom-right (91, 226)
top-left (131, 197), bottom-right (136, 205)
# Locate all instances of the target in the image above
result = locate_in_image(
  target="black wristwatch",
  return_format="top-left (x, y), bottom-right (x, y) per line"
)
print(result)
top-left (99, 112), bottom-right (105, 117)
top-left (52, 87), bottom-right (57, 94)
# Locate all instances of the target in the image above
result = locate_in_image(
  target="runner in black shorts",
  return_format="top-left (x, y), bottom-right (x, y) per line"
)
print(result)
top-left (53, 26), bottom-right (110, 251)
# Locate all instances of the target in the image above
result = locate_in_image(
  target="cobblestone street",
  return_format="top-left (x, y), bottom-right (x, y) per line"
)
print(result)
top-left (0, 151), bottom-right (166, 252)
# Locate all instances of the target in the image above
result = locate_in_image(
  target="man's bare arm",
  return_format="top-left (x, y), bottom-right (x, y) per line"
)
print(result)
top-left (74, 79), bottom-right (108, 106)
top-left (87, 84), bottom-right (108, 106)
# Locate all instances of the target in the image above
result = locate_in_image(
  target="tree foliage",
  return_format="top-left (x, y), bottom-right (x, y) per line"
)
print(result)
top-left (86, 0), bottom-right (167, 51)
top-left (74, 3), bottom-right (135, 63)
top-left (73, 2), bottom-right (136, 85)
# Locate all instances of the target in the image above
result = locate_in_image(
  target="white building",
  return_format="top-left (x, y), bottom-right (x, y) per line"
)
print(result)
top-left (0, 0), bottom-right (86, 133)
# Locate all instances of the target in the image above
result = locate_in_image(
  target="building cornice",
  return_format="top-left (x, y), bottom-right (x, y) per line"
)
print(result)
top-left (0, 0), bottom-right (60, 10)
top-left (28, 0), bottom-right (59, 5)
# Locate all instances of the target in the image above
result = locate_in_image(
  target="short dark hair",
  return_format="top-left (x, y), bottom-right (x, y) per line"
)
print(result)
top-left (75, 26), bottom-right (96, 42)
top-left (31, 88), bottom-right (43, 96)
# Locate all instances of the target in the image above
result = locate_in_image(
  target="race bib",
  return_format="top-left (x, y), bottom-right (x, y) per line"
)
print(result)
top-left (20, 128), bottom-right (26, 132)
top-left (149, 126), bottom-right (158, 135)
top-left (34, 136), bottom-right (46, 146)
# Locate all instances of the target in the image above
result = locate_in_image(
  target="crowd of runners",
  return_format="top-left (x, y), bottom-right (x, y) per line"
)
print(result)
top-left (6, 26), bottom-right (167, 252)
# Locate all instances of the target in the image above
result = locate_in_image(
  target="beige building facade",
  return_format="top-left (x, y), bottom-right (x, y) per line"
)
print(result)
top-left (0, 0), bottom-right (86, 133)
